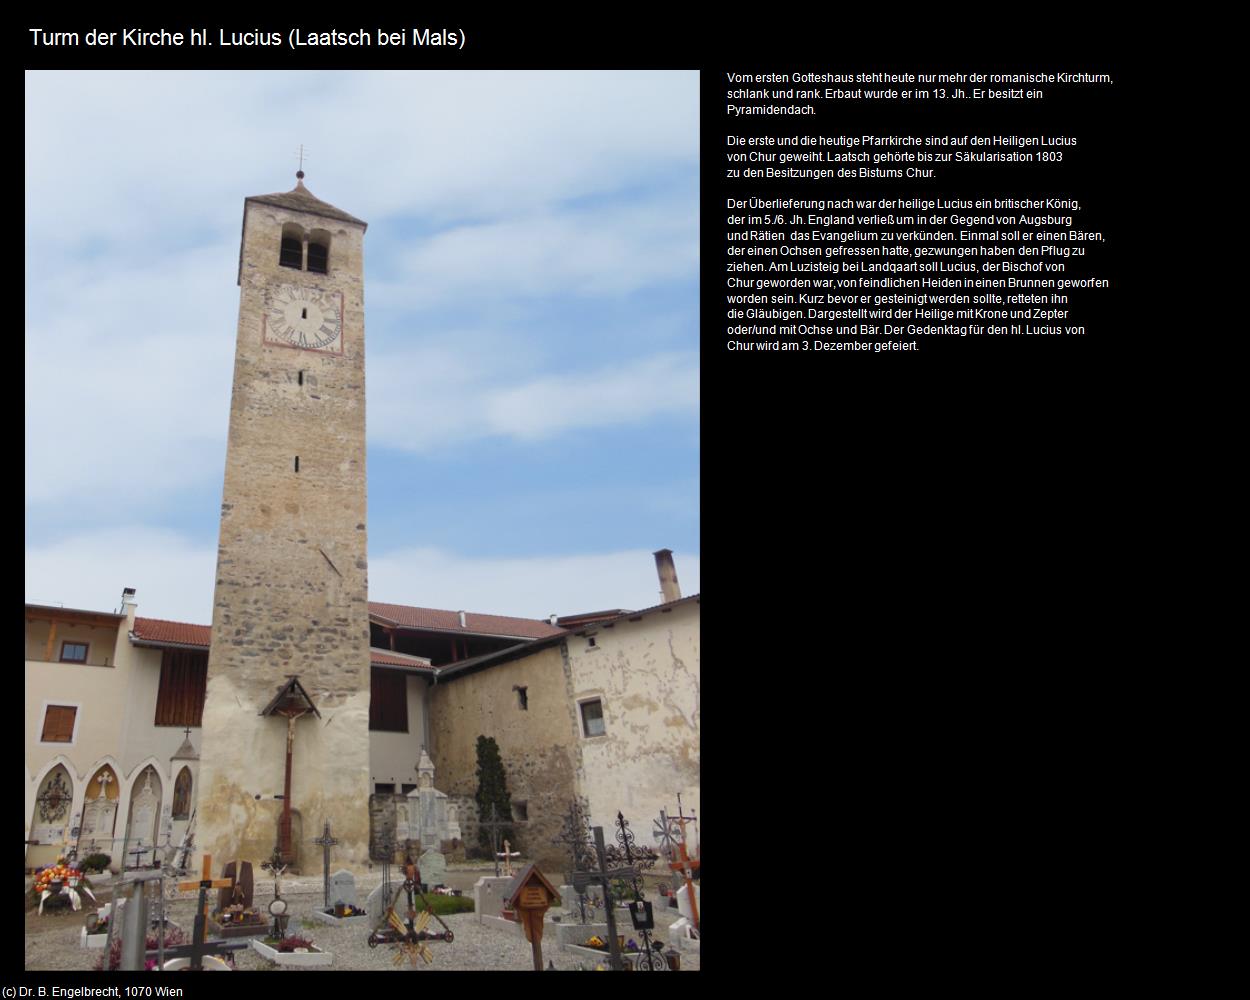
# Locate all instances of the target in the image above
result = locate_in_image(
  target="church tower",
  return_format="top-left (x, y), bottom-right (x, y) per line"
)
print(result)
top-left (196, 173), bottom-right (371, 871)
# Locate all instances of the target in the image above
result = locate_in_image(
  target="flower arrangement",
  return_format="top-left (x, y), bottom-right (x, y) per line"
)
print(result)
top-left (586, 935), bottom-right (605, 948)
top-left (94, 927), bottom-right (187, 971)
top-left (274, 934), bottom-right (316, 953)
top-left (31, 859), bottom-right (96, 914)
top-left (332, 902), bottom-right (365, 917)
top-left (217, 903), bottom-right (263, 924)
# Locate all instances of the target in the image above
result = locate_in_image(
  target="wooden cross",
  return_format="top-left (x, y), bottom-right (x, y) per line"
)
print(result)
top-left (570, 827), bottom-right (635, 971)
top-left (277, 706), bottom-right (311, 864)
top-left (173, 854), bottom-right (236, 970)
top-left (655, 806), bottom-right (700, 931)
top-left (497, 838), bottom-right (520, 877)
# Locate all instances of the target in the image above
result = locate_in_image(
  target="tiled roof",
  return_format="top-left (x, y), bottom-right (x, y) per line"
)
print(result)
top-left (368, 602), bottom-right (565, 640)
top-left (246, 180), bottom-right (366, 227)
top-left (371, 651), bottom-right (434, 670)
top-left (131, 617), bottom-right (212, 648)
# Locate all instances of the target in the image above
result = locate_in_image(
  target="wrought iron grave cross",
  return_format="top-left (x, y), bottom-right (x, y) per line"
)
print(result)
top-left (311, 820), bottom-right (339, 909)
top-left (571, 826), bottom-right (637, 971)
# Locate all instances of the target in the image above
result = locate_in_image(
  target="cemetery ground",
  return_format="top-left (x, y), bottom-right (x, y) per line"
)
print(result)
top-left (25, 863), bottom-right (698, 972)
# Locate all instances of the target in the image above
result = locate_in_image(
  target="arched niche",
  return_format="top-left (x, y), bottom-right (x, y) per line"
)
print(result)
top-left (172, 766), bottom-right (192, 820)
top-left (28, 764), bottom-right (73, 869)
top-left (79, 764), bottom-right (120, 858)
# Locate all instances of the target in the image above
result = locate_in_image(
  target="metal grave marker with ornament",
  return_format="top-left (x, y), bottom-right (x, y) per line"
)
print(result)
top-left (612, 810), bottom-right (668, 970)
top-left (260, 847), bottom-right (290, 939)
top-left (505, 865), bottom-right (561, 971)
top-left (570, 826), bottom-right (637, 971)
top-left (366, 854), bottom-right (455, 963)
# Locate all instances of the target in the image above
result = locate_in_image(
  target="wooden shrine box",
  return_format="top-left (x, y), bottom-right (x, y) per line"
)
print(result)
top-left (505, 865), bottom-right (562, 969)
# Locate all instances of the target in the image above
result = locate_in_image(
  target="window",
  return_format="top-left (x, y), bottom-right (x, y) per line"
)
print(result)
top-left (41, 705), bottom-right (77, 743)
top-left (369, 669), bottom-right (409, 732)
top-left (587, 636), bottom-right (597, 648)
top-left (515, 686), bottom-right (528, 710)
top-left (512, 801), bottom-right (529, 822)
top-left (279, 235), bottom-right (303, 269)
top-left (580, 699), bottom-right (606, 738)
top-left (400, 783), bottom-right (417, 795)
top-left (59, 641), bottom-right (88, 663)
top-left (375, 782), bottom-right (396, 795)
top-left (307, 240), bottom-right (328, 274)
top-left (154, 649), bottom-right (208, 726)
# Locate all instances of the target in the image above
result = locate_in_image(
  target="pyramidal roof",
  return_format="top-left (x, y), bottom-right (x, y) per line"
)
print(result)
top-left (246, 175), bottom-right (367, 229)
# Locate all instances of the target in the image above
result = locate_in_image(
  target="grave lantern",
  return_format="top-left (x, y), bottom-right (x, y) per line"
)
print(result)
top-left (505, 864), bottom-right (562, 972)
top-left (627, 899), bottom-right (654, 930)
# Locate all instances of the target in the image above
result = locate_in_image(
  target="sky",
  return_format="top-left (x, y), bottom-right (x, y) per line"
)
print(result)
top-left (25, 71), bottom-right (700, 625)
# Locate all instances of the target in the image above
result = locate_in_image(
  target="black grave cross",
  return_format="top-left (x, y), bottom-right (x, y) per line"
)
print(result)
top-left (552, 799), bottom-right (597, 922)
top-left (310, 820), bottom-right (339, 909)
top-left (571, 826), bottom-right (637, 971)
top-left (478, 803), bottom-right (510, 877)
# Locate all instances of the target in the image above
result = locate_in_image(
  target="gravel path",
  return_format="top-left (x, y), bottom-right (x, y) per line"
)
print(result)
top-left (25, 871), bottom-right (699, 972)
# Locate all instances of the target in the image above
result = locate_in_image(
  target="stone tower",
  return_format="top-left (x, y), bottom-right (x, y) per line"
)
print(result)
top-left (196, 173), bottom-right (370, 872)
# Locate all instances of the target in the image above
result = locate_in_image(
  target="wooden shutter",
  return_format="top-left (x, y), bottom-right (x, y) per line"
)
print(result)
top-left (369, 669), bottom-right (408, 732)
top-left (41, 705), bottom-right (77, 742)
top-left (154, 649), bottom-right (208, 726)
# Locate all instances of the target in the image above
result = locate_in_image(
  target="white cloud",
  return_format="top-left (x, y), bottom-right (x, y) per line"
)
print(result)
top-left (369, 350), bottom-right (698, 452)
top-left (378, 198), bottom-right (698, 308)
top-left (24, 527), bottom-right (218, 624)
top-left (369, 547), bottom-right (701, 621)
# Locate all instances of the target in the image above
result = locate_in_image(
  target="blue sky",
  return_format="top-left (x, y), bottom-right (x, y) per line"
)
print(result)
top-left (25, 71), bottom-right (699, 623)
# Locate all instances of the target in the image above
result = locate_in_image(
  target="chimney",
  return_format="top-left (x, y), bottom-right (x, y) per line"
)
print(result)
top-left (120, 587), bottom-right (138, 624)
top-left (458, 610), bottom-right (467, 628)
top-left (653, 549), bottom-right (681, 604)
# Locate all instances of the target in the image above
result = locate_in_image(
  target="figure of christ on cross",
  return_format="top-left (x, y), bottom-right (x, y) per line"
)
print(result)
top-left (277, 707), bottom-right (311, 865)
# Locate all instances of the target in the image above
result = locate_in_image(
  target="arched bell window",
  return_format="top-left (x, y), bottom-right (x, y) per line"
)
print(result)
top-left (279, 223), bottom-right (305, 269)
top-left (307, 230), bottom-right (331, 274)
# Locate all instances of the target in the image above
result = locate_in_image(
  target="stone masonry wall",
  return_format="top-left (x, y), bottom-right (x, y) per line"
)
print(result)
top-left (427, 645), bottom-right (577, 871)
top-left (197, 194), bottom-right (372, 873)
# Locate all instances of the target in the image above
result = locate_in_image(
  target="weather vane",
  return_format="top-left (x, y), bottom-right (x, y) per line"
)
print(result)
top-left (295, 144), bottom-right (309, 178)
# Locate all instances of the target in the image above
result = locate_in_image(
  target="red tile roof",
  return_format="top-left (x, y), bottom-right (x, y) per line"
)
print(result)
top-left (131, 617), bottom-right (212, 648)
top-left (368, 602), bottom-right (565, 639)
top-left (370, 651), bottom-right (435, 670)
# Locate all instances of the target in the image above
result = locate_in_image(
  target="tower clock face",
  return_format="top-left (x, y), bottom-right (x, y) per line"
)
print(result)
top-left (264, 285), bottom-right (343, 352)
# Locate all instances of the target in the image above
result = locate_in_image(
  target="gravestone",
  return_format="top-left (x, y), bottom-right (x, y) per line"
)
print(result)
top-left (676, 883), bottom-right (701, 924)
top-left (128, 772), bottom-right (160, 854)
top-left (216, 860), bottom-right (254, 912)
top-left (419, 850), bottom-right (446, 889)
top-left (327, 869), bottom-right (356, 908)
top-left (395, 798), bottom-right (411, 847)
top-left (364, 882), bottom-right (391, 929)
top-left (473, 875), bottom-right (516, 923)
top-left (81, 794), bottom-right (117, 855)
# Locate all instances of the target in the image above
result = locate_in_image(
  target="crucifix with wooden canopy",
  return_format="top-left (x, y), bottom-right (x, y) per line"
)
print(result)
top-left (259, 675), bottom-right (320, 867)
